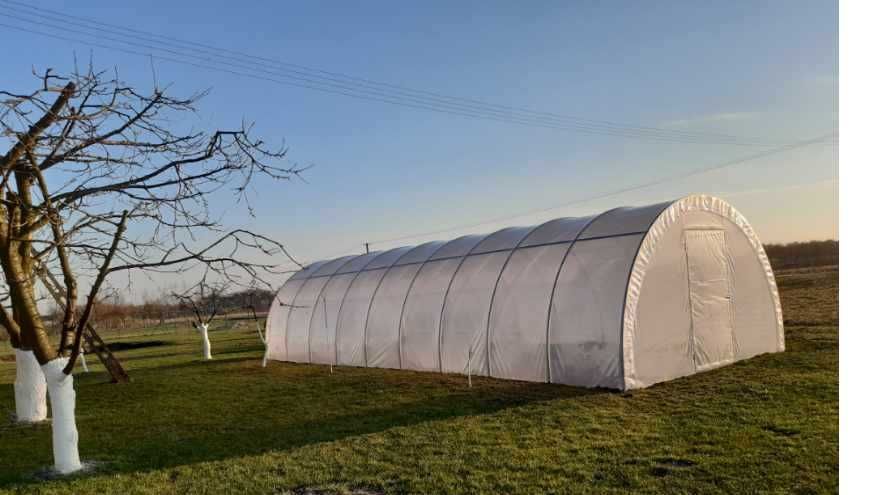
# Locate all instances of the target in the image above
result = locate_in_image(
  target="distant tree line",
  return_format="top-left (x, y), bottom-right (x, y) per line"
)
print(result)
top-left (35, 288), bottom-right (275, 336)
top-left (763, 240), bottom-right (838, 270)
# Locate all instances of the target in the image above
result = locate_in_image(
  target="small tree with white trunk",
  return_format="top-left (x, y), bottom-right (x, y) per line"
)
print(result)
top-left (174, 284), bottom-right (223, 361)
top-left (0, 66), bottom-right (300, 474)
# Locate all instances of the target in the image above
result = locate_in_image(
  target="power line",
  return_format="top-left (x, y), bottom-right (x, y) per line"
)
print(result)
top-left (0, 3), bottom-right (805, 147)
top-left (4, 0), bottom-right (760, 143)
top-left (366, 132), bottom-right (837, 246)
top-left (0, 0), bottom-right (782, 145)
top-left (0, 12), bottom-right (763, 146)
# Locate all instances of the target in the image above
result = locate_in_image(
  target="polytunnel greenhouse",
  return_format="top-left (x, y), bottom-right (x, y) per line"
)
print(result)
top-left (265, 194), bottom-right (784, 390)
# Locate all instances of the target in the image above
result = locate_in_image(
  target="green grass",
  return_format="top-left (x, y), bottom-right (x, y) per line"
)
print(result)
top-left (0, 267), bottom-right (838, 494)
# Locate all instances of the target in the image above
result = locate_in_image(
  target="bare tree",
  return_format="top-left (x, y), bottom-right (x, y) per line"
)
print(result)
top-left (174, 283), bottom-right (224, 360)
top-left (0, 66), bottom-right (301, 474)
top-left (243, 288), bottom-right (269, 367)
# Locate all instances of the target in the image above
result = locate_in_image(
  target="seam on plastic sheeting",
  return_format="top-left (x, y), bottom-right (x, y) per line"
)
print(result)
top-left (622, 195), bottom-right (785, 390)
top-left (483, 224), bottom-right (543, 378)
top-left (306, 256), bottom-right (361, 364)
top-left (542, 210), bottom-right (615, 384)
top-left (362, 269), bottom-right (394, 367)
top-left (394, 240), bottom-right (451, 370)
top-left (396, 262), bottom-right (428, 370)
top-left (285, 278), bottom-right (319, 363)
top-left (435, 235), bottom-right (493, 374)
top-left (362, 248), bottom-right (417, 368)
top-left (280, 259), bottom-right (330, 361)
top-left (333, 271), bottom-right (366, 367)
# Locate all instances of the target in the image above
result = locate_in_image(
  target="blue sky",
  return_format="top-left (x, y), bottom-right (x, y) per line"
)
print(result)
top-left (1, 0), bottom-right (837, 294)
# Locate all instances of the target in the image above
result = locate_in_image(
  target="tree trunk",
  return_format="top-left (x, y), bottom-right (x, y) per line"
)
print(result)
top-left (13, 349), bottom-right (47, 422)
top-left (78, 352), bottom-right (89, 373)
top-left (41, 358), bottom-right (82, 474)
top-left (198, 323), bottom-right (212, 360)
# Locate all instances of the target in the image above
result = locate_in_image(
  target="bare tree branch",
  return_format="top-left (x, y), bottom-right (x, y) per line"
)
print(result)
top-left (63, 209), bottom-right (127, 374)
top-left (0, 66), bottom-right (303, 372)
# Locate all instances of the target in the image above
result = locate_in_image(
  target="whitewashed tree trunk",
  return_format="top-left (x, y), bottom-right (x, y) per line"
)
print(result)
top-left (41, 358), bottom-right (82, 474)
top-left (78, 351), bottom-right (89, 373)
top-left (198, 323), bottom-right (212, 360)
top-left (13, 349), bottom-right (48, 423)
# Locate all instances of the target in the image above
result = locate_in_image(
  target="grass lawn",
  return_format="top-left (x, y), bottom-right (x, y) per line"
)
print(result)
top-left (0, 267), bottom-right (838, 494)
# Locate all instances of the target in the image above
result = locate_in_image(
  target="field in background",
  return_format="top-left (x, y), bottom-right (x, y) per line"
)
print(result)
top-left (0, 267), bottom-right (838, 494)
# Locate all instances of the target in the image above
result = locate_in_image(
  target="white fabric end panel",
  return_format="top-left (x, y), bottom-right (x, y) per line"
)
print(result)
top-left (400, 258), bottom-right (461, 371)
top-left (549, 235), bottom-right (642, 389)
top-left (724, 224), bottom-right (783, 359)
top-left (489, 244), bottom-right (567, 382)
top-left (440, 252), bottom-right (510, 375)
top-left (365, 264), bottom-right (422, 369)
top-left (684, 230), bottom-right (735, 371)
top-left (627, 223), bottom-right (697, 388)
top-left (623, 195), bottom-right (784, 390)
top-left (285, 278), bottom-right (330, 363)
top-left (266, 279), bottom-right (305, 361)
top-left (336, 270), bottom-right (385, 366)
top-left (309, 273), bottom-right (356, 365)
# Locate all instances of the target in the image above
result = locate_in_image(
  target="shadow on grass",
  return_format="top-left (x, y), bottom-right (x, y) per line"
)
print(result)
top-left (105, 340), bottom-right (170, 352)
top-left (1, 357), bottom-right (602, 488)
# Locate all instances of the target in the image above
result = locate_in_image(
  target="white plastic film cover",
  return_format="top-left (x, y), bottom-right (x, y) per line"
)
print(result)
top-left (266, 278), bottom-right (306, 360)
top-left (440, 252), bottom-right (510, 375)
top-left (400, 258), bottom-right (462, 371)
top-left (471, 225), bottom-right (536, 254)
top-left (308, 273), bottom-right (356, 365)
top-left (285, 277), bottom-right (330, 362)
top-left (470, 226), bottom-right (536, 254)
top-left (367, 246), bottom-right (415, 269)
top-left (579, 203), bottom-right (671, 239)
top-left (549, 235), bottom-right (643, 388)
top-left (519, 216), bottom-right (596, 247)
top-left (365, 264), bottom-right (422, 368)
top-left (431, 234), bottom-right (489, 259)
top-left (336, 269), bottom-right (385, 366)
top-left (312, 255), bottom-right (358, 277)
top-left (267, 259), bottom-right (330, 359)
top-left (338, 251), bottom-right (384, 274)
top-left (266, 194), bottom-right (782, 393)
top-left (291, 260), bottom-right (331, 279)
top-left (396, 240), bottom-right (448, 264)
top-left (489, 244), bottom-right (567, 381)
top-left (307, 273), bottom-right (354, 364)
